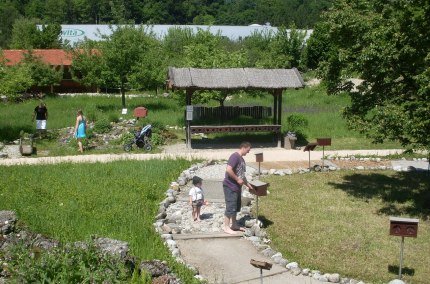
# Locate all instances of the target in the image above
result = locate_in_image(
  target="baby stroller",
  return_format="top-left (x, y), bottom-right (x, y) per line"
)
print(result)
top-left (123, 124), bottom-right (152, 152)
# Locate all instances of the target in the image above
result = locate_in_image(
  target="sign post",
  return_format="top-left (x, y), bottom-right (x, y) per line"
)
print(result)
top-left (186, 105), bottom-right (193, 149)
top-left (317, 138), bottom-right (331, 167)
top-left (389, 217), bottom-right (419, 279)
top-left (303, 143), bottom-right (318, 169)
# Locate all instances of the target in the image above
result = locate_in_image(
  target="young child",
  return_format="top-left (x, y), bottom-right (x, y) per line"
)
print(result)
top-left (189, 176), bottom-right (207, 221)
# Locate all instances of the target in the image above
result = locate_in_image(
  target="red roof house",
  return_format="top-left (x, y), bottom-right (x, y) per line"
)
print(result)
top-left (1, 49), bottom-right (95, 93)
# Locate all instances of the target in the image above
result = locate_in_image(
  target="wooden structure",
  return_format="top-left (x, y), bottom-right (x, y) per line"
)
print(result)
top-left (167, 67), bottom-right (305, 148)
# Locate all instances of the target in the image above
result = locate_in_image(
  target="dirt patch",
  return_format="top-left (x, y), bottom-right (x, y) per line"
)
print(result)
top-left (332, 159), bottom-right (391, 168)
top-left (249, 159), bottom-right (391, 170)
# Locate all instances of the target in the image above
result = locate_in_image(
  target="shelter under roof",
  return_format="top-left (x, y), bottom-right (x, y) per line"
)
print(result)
top-left (168, 67), bottom-right (304, 90)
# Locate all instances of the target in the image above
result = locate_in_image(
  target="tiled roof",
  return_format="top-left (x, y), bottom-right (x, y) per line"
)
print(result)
top-left (1, 49), bottom-right (73, 66)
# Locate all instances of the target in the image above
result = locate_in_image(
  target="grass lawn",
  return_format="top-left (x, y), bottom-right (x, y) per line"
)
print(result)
top-left (1, 85), bottom-right (404, 151)
top-left (0, 94), bottom-right (184, 142)
top-left (259, 170), bottom-right (430, 283)
top-left (0, 159), bottom-right (200, 283)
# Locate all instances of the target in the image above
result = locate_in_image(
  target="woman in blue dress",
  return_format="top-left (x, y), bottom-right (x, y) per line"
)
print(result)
top-left (74, 110), bottom-right (87, 153)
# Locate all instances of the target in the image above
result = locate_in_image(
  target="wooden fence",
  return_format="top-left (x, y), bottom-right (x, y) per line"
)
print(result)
top-left (192, 106), bottom-right (272, 120)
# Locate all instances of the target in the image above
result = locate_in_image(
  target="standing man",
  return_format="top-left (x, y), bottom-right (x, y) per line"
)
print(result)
top-left (32, 101), bottom-right (48, 137)
top-left (222, 141), bottom-right (253, 234)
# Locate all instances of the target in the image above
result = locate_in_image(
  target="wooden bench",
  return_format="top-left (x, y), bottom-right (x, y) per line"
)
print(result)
top-left (190, 124), bottom-right (281, 134)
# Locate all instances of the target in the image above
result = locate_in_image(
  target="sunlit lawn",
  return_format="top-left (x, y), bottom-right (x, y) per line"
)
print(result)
top-left (0, 159), bottom-right (200, 283)
top-left (260, 170), bottom-right (430, 283)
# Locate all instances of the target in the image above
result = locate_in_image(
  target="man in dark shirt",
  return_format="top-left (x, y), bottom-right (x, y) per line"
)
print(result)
top-left (222, 141), bottom-right (253, 234)
top-left (32, 102), bottom-right (48, 136)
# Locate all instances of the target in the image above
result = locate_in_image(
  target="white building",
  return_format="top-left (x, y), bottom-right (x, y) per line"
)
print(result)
top-left (55, 25), bottom-right (312, 46)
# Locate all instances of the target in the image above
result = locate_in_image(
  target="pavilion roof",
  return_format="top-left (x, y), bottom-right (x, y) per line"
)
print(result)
top-left (168, 67), bottom-right (305, 90)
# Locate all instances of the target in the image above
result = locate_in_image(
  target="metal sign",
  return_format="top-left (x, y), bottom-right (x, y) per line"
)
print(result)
top-left (186, 105), bottom-right (193, 121)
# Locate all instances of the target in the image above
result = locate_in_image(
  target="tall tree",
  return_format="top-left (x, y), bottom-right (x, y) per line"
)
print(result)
top-left (98, 25), bottom-right (164, 107)
top-left (0, 3), bottom-right (20, 48)
top-left (182, 29), bottom-right (248, 108)
top-left (318, 0), bottom-right (430, 150)
top-left (10, 18), bottom-right (62, 49)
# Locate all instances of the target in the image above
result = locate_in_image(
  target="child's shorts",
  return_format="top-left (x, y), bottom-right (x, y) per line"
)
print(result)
top-left (192, 199), bottom-right (203, 208)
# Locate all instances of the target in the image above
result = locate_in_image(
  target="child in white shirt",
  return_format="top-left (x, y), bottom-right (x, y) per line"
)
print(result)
top-left (189, 176), bottom-right (207, 221)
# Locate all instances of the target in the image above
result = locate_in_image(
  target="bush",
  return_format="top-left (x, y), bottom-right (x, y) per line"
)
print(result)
top-left (286, 114), bottom-right (309, 135)
top-left (8, 240), bottom-right (130, 283)
top-left (108, 112), bottom-right (120, 123)
top-left (93, 117), bottom-right (112, 134)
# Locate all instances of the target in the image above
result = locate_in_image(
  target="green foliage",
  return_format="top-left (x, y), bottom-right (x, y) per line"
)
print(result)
top-left (10, 19), bottom-right (62, 49)
top-left (318, 0), bottom-right (430, 150)
top-left (71, 42), bottom-right (106, 90)
top-left (0, 51), bottom-right (62, 99)
top-left (93, 117), bottom-right (112, 134)
top-left (286, 114), bottom-right (309, 134)
top-left (303, 22), bottom-right (331, 69)
top-left (108, 112), bottom-right (120, 123)
top-left (8, 240), bottom-right (130, 282)
top-left (0, 2), bottom-right (20, 48)
top-left (74, 25), bottom-right (166, 107)
top-left (0, 160), bottom-right (198, 282)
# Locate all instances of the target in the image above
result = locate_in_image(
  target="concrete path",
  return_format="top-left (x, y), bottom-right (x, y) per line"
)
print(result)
top-left (0, 144), bottom-right (406, 166)
top-left (175, 237), bottom-right (325, 284)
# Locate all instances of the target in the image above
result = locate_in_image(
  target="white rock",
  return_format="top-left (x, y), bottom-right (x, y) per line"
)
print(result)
top-left (271, 252), bottom-right (282, 259)
top-left (301, 268), bottom-right (310, 276)
top-left (328, 273), bottom-right (340, 283)
top-left (286, 262), bottom-right (299, 269)
top-left (388, 280), bottom-right (405, 284)
top-left (355, 166), bottom-right (365, 170)
top-left (166, 239), bottom-right (176, 249)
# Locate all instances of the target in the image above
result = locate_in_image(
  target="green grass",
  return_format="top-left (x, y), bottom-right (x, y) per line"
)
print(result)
top-left (0, 94), bottom-right (184, 142)
top-left (1, 85), bottom-right (405, 150)
top-left (260, 171), bottom-right (430, 283)
top-left (226, 85), bottom-right (403, 150)
top-left (0, 159), bottom-right (199, 283)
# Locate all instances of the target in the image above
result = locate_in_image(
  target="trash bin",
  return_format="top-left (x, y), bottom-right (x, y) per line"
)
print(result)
top-left (284, 132), bottom-right (297, 149)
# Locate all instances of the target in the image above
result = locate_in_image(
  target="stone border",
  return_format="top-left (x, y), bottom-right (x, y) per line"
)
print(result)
top-left (154, 159), bottom-right (412, 283)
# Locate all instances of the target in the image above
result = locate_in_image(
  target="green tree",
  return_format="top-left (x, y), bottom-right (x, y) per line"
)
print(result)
top-left (10, 18), bottom-right (62, 49)
top-left (182, 29), bottom-right (248, 108)
top-left (0, 3), bottom-right (20, 48)
top-left (0, 51), bottom-right (62, 99)
top-left (98, 25), bottom-right (164, 107)
top-left (318, 0), bottom-right (430, 150)
top-left (71, 41), bottom-right (106, 91)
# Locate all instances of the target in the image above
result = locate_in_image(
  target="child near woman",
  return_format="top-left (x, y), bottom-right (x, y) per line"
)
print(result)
top-left (189, 176), bottom-right (208, 222)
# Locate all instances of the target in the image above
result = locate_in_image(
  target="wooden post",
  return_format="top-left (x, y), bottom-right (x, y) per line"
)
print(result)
top-left (272, 90), bottom-right (278, 125)
top-left (275, 89), bottom-right (283, 147)
top-left (186, 89), bottom-right (193, 149)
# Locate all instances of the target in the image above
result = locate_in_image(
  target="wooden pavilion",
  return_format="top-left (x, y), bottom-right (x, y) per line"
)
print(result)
top-left (167, 67), bottom-right (305, 148)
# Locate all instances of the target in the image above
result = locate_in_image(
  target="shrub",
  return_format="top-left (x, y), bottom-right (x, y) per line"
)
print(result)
top-left (108, 112), bottom-right (120, 123)
top-left (93, 117), bottom-right (112, 134)
top-left (286, 114), bottom-right (309, 135)
top-left (7, 240), bottom-right (130, 283)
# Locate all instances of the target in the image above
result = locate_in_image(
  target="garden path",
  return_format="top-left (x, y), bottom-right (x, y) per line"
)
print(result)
top-left (0, 143), bottom-right (406, 166)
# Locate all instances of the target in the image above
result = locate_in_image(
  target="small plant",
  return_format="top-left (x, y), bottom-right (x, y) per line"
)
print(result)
top-left (93, 117), bottom-right (112, 134)
top-left (286, 114), bottom-right (309, 135)
top-left (108, 112), bottom-right (120, 123)
top-left (7, 240), bottom-right (130, 283)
